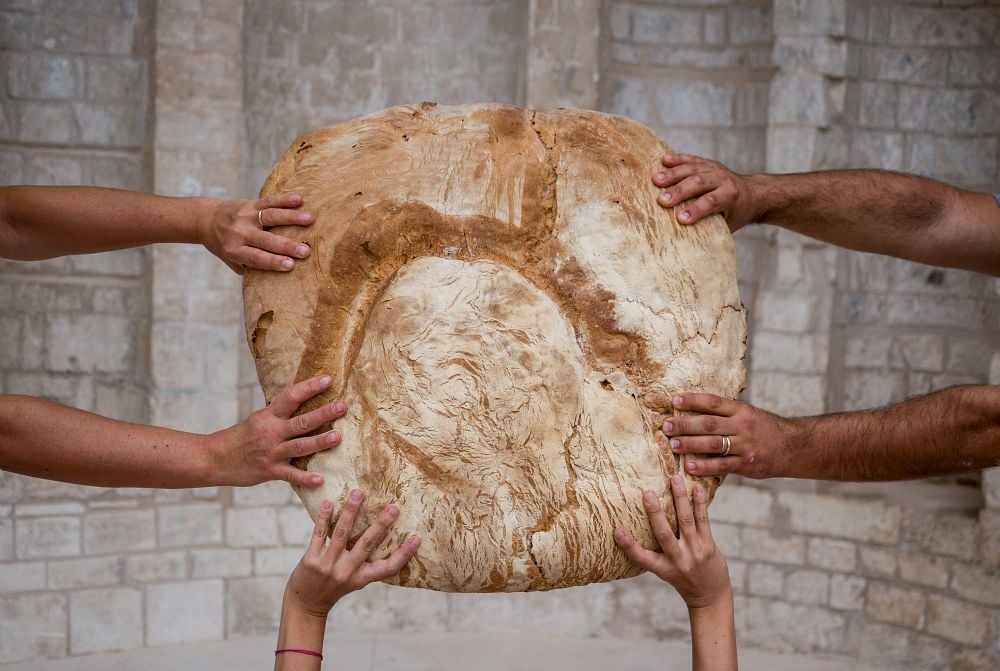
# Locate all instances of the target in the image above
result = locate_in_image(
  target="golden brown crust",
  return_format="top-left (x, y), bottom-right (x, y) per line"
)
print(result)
top-left (243, 103), bottom-right (746, 592)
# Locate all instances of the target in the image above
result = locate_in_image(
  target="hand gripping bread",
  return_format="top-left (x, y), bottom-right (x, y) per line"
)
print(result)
top-left (243, 103), bottom-right (746, 592)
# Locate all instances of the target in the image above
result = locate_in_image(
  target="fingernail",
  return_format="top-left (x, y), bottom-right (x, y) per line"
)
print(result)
top-left (669, 438), bottom-right (679, 451)
top-left (333, 400), bottom-right (347, 413)
top-left (642, 490), bottom-right (655, 504)
top-left (387, 504), bottom-right (399, 516)
top-left (679, 211), bottom-right (690, 222)
top-left (407, 536), bottom-right (421, 549)
top-left (350, 489), bottom-right (362, 502)
top-left (686, 461), bottom-right (698, 472)
top-left (673, 395), bottom-right (684, 407)
top-left (327, 431), bottom-right (341, 444)
top-left (613, 528), bottom-right (627, 542)
top-left (672, 474), bottom-right (684, 487)
top-left (660, 192), bottom-right (672, 203)
top-left (296, 244), bottom-right (309, 256)
top-left (694, 484), bottom-right (706, 499)
top-left (321, 500), bottom-right (332, 512)
top-left (319, 376), bottom-right (332, 387)
top-left (664, 422), bottom-right (673, 432)
top-left (311, 474), bottom-right (324, 486)
top-left (655, 172), bottom-right (667, 181)
top-left (298, 212), bottom-right (312, 223)
top-left (290, 193), bottom-right (302, 201)
top-left (281, 258), bottom-right (294, 270)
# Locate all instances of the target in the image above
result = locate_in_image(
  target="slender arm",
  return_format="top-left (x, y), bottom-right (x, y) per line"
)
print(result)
top-left (274, 596), bottom-right (326, 671)
top-left (0, 186), bottom-right (206, 260)
top-left (0, 395), bottom-right (215, 488)
top-left (0, 185), bottom-right (316, 274)
top-left (689, 592), bottom-right (738, 671)
top-left (0, 376), bottom-right (347, 489)
top-left (746, 170), bottom-right (1000, 276)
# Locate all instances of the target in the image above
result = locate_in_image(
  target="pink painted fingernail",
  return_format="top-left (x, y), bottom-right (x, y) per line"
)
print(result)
top-left (281, 258), bottom-right (294, 270)
top-left (319, 376), bottom-right (332, 387)
top-left (296, 244), bottom-right (309, 256)
top-left (333, 401), bottom-right (347, 413)
top-left (350, 489), bottom-right (363, 502)
top-left (321, 500), bottom-right (332, 512)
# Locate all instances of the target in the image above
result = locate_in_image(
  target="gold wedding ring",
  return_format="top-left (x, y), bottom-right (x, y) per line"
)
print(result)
top-left (257, 209), bottom-right (265, 226)
top-left (721, 435), bottom-right (731, 456)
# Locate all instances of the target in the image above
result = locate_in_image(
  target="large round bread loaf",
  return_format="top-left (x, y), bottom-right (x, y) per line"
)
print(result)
top-left (243, 103), bottom-right (746, 592)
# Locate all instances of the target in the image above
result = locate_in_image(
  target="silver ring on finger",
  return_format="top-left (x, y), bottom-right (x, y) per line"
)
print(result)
top-left (721, 435), bottom-right (731, 456)
top-left (257, 209), bottom-right (265, 226)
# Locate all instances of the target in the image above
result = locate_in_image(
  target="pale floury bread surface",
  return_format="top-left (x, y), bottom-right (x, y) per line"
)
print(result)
top-left (243, 103), bottom-right (747, 592)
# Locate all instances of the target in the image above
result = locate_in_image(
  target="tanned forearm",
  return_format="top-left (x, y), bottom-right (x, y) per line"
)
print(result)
top-left (747, 170), bottom-right (1000, 276)
top-left (782, 385), bottom-right (1000, 481)
top-left (0, 395), bottom-right (221, 488)
top-left (0, 186), bottom-right (210, 260)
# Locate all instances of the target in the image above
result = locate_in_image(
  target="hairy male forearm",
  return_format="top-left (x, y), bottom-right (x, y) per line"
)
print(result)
top-left (785, 385), bottom-right (1000, 481)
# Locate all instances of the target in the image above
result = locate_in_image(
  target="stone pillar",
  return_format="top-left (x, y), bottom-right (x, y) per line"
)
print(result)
top-left (149, 0), bottom-right (246, 433)
top-left (526, 0), bottom-right (601, 110)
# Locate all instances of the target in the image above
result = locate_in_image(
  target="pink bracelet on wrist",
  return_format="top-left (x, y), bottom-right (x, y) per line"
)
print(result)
top-left (275, 648), bottom-right (323, 659)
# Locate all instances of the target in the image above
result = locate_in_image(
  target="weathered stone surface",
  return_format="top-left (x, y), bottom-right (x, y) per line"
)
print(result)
top-left (244, 104), bottom-right (746, 592)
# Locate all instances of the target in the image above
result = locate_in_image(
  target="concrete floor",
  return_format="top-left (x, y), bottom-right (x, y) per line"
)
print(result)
top-left (1, 632), bottom-right (877, 670)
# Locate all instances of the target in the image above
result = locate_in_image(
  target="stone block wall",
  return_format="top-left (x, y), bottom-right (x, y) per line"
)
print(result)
top-left (0, 0), bottom-right (998, 668)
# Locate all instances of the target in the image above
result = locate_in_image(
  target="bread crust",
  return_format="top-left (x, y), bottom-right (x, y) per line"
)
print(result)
top-left (243, 103), bottom-right (746, 592)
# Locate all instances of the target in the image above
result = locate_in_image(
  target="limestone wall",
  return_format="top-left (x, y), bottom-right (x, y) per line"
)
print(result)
top-left (0, 1), bottom-right (997, 668)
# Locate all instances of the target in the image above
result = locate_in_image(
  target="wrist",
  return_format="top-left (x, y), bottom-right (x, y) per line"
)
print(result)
top-left (745, 173), bottom-right (776, 225)
top-left (686, 584), bottom-right (734, 616)
top-left (780, 415), bottom-right (821, 479)
top-left (197, 428), bottom-right (232, 487)
top-left (189, 196), bottom-right (220, 247)
top-left (282, 584), bottom-right (335, 622)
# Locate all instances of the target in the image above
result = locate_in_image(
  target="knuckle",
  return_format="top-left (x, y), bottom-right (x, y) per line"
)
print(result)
top-left (703, 417), bottom-right (718, 433)
top-left (692, 174), bottom-right (705, 186)
top-left (705, 192), bottom-right (718, 206)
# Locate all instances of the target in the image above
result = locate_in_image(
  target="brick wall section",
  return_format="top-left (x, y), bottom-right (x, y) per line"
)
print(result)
top-left (241, 0), bottom-right (530, 195)
top-left (527, 0), bottom-right (601, 110)
top-left (828, 0), bottom-right (1000, 418)
top-left (0, 1), bottom-right (156, 662)
top-left (1, 1), bottom-right (999, 668)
